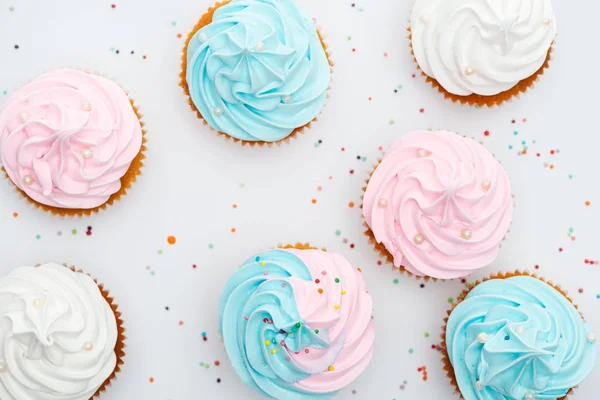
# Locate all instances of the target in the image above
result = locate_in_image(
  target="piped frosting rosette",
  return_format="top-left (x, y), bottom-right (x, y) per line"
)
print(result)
top-left (363, 130), bottom-right (513, 279)
top-left (0, 69), bottom-right (144, 214)
top-left (183, 0), bottom-right (331, 143)
top-left (443, 272), bottom-right (597, 400)
top-left (219, 246), bottom-right (375, 399)
top-left (0, 263), bottom-right (124, 400)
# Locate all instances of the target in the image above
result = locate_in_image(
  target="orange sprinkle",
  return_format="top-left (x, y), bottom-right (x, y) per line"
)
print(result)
top-left (348, 201), bottom-right (355, 208)
top-left (549, 164), bottom-right (555, 169)
top-left (586, 201), bottom-right (591, 206)
top-left (357, 268), bottom-right (362, 272)
top-left (149, 377), bottom-right (154, 383)
top-left (328, 366), bottom-right (334, 371)
top-left (311, 199), bottom-right (317, 204)
top-left (12, 212), bottom-right (18, 218)
top-left (167, 236), bottom-right (176, 245)
top-left (231, 228), bottom-right (236, 233)
top-left (318, 288), bottom-right (324, 294)
top-left (233, 204), bottom-right (238, 209)
top-left (521, 149), bottom-right (527, 155)
top-left (177, 33), bottom-right (182, 38)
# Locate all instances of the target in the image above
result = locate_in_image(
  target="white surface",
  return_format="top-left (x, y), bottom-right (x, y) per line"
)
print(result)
top-left (0, 0), bottom-right (599, 399)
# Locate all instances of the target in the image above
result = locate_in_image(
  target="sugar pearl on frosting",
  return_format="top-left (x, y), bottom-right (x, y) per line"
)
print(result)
top-left (198, 32), bottom-right (208, 42)
top-left (465, 67), bottom-right (476, 76)
top-left (516, 326), bottom-right (526, 335)
top-left (475, 381), bottom-right (484, 390)
top-left (587, 332), bottom-right (597, 343)
top-left (254, 41), bottom-right (265, 51)
top-left (481, 179), bottom-right (492, 191)
top-left (0, 361), bottom-right (7, 373)
top-left (282, 95), bottom-right (292, 104)
top-left (328, 365), bottom-right (335, 371)
top-left (82, 341), bottom-right (94, 351)
top-left (461, 228), bottom-right (473, 240)
top-left (525, 393), bottom-right (535, 400)
top-left (542, 17), bottom-right (551, 25)
top-left (213, 107), bottom-right (223, 117)
top-left (377, 198), bottom-right (388, 208)
top-left (417, 148), bottom-right (430, 158)
top-left (81, 102), bottom-right (92, 111)
top-left (81, 148), bottom-right (93, 160)
top-left (477, 333), bottom-right (488, 344)
top-left (419, 13), bottom-right (430, 24)
top-left (32, 298), bottom-right (45, 309)
top-left (23, 175), bottom-right (34, 185)
top-left (20, 112), bottom-right (29, 122)
top-left (413, 233), bottom-right (425, 245)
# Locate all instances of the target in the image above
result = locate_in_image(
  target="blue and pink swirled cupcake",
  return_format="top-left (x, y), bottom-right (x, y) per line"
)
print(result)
top-left (181, 0), bottom-right (332, 146)
top-left (219, 244), bottom-right (375, 399)
top-left (442, 271), bottom-right (597, 400)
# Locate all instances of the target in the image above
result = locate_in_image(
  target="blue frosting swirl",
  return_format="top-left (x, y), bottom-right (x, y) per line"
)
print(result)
top-left (186, 0), bottom-right (330, 142)
top-left (446, 276), bottom-right (596, 400)
top-left (219, 250), bottom-right (336, 399)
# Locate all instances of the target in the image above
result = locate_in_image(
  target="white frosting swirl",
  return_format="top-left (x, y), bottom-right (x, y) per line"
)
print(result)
top-left (0, 264), bottom-right (118, 400)
top-left (410, 0), bottom-right (557, 96)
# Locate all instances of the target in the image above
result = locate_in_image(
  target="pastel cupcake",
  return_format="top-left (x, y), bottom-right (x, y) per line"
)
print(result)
top-left (0, 69), bottom-right (147, 217)
top-left (409, 0), bottom-right (556, 107)
top-left (362, 130), bottom-right (513, 280)
top-left (0, 263), bottom-right (126, 399)
top-left (219, 243), bottom-right (375, 399)
top-left (442, 271), bottom-right (597, 400)
top-left (181, 0), bottom-right (332, 146)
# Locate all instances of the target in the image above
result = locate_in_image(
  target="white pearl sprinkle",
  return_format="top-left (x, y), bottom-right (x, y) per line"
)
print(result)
top-left (23, 175), bottom-right (34, 185)
top-left (254, 41), bottom-right (265, 51)
top-left (417, 149), bottom-right (430, 158)
top-left (282, 95), bottom-right (293, 104)
top-left (32, 298), bottom-right (45, 309)
top-left (516, 326), bottom-right (526, 335)
top-left (587, 332), bottom-right (596, 344)
top-left (542, 17), bottom-right (551, 25)
top-left (465, 67), bottom-right (476, 76)
top-left (20, 112), bottom-right (29, 122)
top-left (82, 341), bottom-right (94, 351)
top-left (419, 13), bottom-right (430, 24)
top-left (475, 381), bottom-right (484, 390)
top-left (525, 392), bottom-right (535, 400)
top-left (81, 102), bottom-right (92, 111)
top-left (198, 32), bottom-right (208, 42)
top-left (477, 333), bottom-right (489, 344)
top-left (413, 233), bottom-right (425, 245)
top-left (481, 179), bottom-right (492, 191)
top-left (0, 361), bottom-right (7, 373)
top-left (81, 149), bottom-right (93, 160)
top-left (213, 107), bottom-right (223, 117)
top-left (461, 228), bottom-right (473, 240)
top-left (377, 198), bottom-right (388, 208)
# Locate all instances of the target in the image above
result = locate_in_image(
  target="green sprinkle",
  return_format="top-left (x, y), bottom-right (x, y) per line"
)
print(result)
top-left (72, 229), bottom-right (77, 235)
top-left (171, 21), bottom-right (177, 26)
top-left (569, 227), bottom-right (574, 233)
top-left (151, 271), bottom-right (156, 276)
top-left (200, 362), bottom-right (204, 366)
top-left (358, 7), bottom-right (364, 12)
top-left (35, 234), bottom-right (41, 240)
top-left (393, 279), bottom-right (399, 284)
top-left (335, 278), bottom-right (340, 283)
top-left (208, 243), bottom-right (214, 249)
top-left (568, 174), bottom-right (574, 180)
top-left (295, 322), bottom-right (301, 329)
top-left (158, 249), bottom-right (163, 255)
top-left (397, 84), bottom-right (403, 89)
top-left (448, 297), bottom-right (454, 304)
top-left (424, 332), bottom-right (430, 338)
top-left (2, 90), bottom-right (7, 95)
top-left (408, 348), bottom-right (414, 354)
top-left (205, 364), bottom-right (209, 369)
top-left (335, 230), bottom-right (341, 236)
top-left (347, 36), bottom-right (352, 41)
top-left (389, 119), bottom-right (395, 125)
top-left (361, 156), bottom-right (367, 161)
top-left (314, 329), bottom-right (320, 334)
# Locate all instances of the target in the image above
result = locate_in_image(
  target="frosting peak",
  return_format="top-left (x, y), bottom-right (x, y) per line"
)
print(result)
top-left (410, 0), bottom-right (557, 96)
top-left (446, 275), bottom-right (597, 400)
top-left (186, 0), bottom-right (331, 142)
top-left (219, 249), bottom-right (375, 399)
top-left (0, 264), bottom-right (118, 400)
top-left (363, 130), bottom-right (513, 279)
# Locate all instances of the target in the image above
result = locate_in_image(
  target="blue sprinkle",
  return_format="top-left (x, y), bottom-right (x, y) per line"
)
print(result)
top-left (514, 131), bottom-right (519, 135)
top-left (508, 145), bottom-right (513, 150)
top-left (201, 332), bottom-right (207, 337)
top-left (255, 256), bottom-right (260, 262)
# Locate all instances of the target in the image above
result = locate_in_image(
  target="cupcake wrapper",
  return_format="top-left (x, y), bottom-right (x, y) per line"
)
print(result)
top-left (278, 242), bottom-right (325, 251)
top-left (3, 71), bottom-right (148, 218)
top-left (179, 0), bottom-right (334, 147)
top-left (407, 25), bottom-right (554, 107)
top-left (440, 270), bottom-right (575, 400)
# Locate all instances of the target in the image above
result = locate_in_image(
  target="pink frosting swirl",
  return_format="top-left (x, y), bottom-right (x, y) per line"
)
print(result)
top-left (0, 69), bottom-right (143, 209)
top-left (287, 249), bottom-right (375, 393)
top-left (363, 130), bottom-right (513, 279)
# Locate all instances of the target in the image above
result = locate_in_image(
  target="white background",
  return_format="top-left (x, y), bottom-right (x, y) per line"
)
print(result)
top-left (1, 0), bottom-right (599, 399)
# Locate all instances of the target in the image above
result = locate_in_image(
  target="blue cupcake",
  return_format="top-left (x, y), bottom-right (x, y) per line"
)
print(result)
top-left (442, 271), bottom-right (596, 400)
top-left (181, 0), bottom-right (332, 145)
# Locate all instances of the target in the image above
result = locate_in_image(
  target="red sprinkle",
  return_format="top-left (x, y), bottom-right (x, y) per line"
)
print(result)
top-left (484, 130), bottom-right (490, 136)
top-left (215, 361), bottom-right (220, 366)
top-left (111, 4), bottom-right (116, 8)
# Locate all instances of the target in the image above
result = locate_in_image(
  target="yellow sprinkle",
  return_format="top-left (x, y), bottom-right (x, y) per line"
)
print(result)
top-left (341, 290), bottom-right (347, 295)
top-left (260, 261), bottom-right (266, 267)
top-left (328, 366), bottom-right (334, 371)
top-left (271, 348), bottom-right (277, 354)
top-left (265, 340), bottom-right (271, 346)
top-left (334, 304), bottom-right (340, 310)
